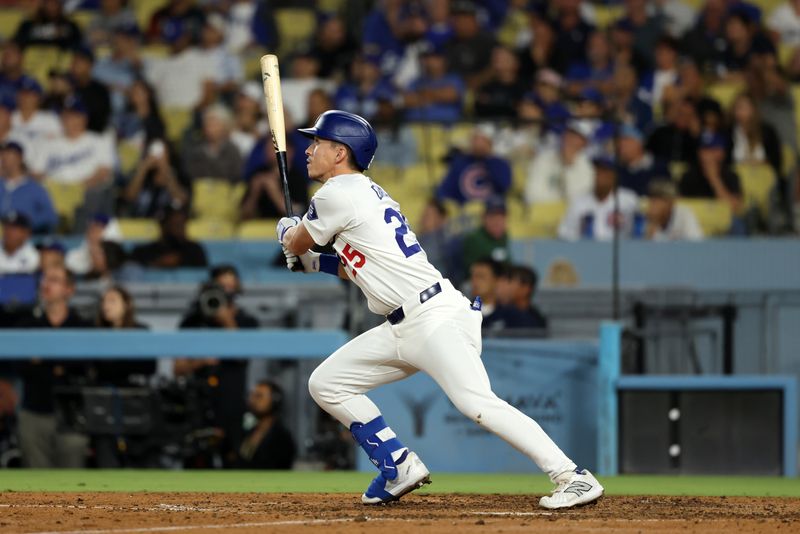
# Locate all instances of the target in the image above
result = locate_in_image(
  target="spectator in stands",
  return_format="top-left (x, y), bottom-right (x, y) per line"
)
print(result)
top-left (573, 88), bottom-right (615, 155)
top-left (372, 97), bottom-right (418, 169)
top-left (647, 97), bottom-right (701, 165)
top-left (69, 47), bottom-right (112, 133)
top-left (177, 265), bottom-right (258, 467)
top-left (749, 59), bottom-right (797, 157)
top-left (403, 41), bottom-right (465, 124)
top-left (37, 240), bottom-right (65, 272)
top-left (0, 141), bottom-right (57, 234)
top-left (462, 196), bottom-right (510, 270)
top-left (147, 0), bottom-right (205, 44)
top-left (650, 0), bottom-right (696, 39)
top-left (640, 36), bottom-right (680, 111)
top-left (0, 42), bottom-right (26, 102)
top-left (240, 140), bottom-right (307, 219)
top-left (144, 18), bottom-right (216, 110)
top-left (609, 19), bottom-right (649, 78)
top-left (282, 51), bottom-right (333, 129)
top-left (115, 79), bottom-right (166, 145)
top-left (93, 23), bottom-right (143, 123)
top-left (362, 0), bottom-right (420, 76)
top-left (768, 0), bottom-right (800, 50)
top-left (65, 214), bottom-right (126, 280)
top-left (436, 125), bottom-right (511, 204)
top-left (86, 0), bottom-right (138, 47)
top-left (237, 380), bottom-right (296, 469)
top-left (334, 55), bottom-right (395, 122)
top-left (516, 7), bottom-right (558, 83)
top-left (250, 0), bottom-right (279, 53)
top-left (617, 125), bottom-right (670, 196)
top-left (528, 69), bottom-right (571, 135)
top-left (564, 31), bottom-right (615, 98)
top-left (680, 131), bottom-right (743, 212)
top-left (474, 45), bottom-right (526, 120)
top-left (558, 155), bottom-right (639, 240)
top-left (310, 14), bottom-right (358, 80)
top-left (15, 264), bottom-right (91, 468)
top-left (40, 96), bottom-right (114, 230)
top-left (618, 0), bottom-right (665, 70)
top-left (230, 82), bottom-right (265, 159)
top-left (417, 198), bottom-right (451, 276)
top-left (644, 179), bottom-right (704, 240)
top-left (130, 203), bottom-right (207, 268)
top-left (0, 211), bottom-right (38, 274)
top-left (468, 257), bottom-right (502, 318)
top-left (524, 120), bottom-right (594, 205)
top-left (41, 69), bottom-right (71, 114)
top-left (484, 265), bottom-right (548, 334)
top-left (182, 104), bottom-right (242, 184)
top-left (11, 78), bottom-right (61, 152)
top-left (608, 64), bottom-right (652, 133)
top-left (13, 0), bottom-right (83, 50)
top-left (445, 0), bottom-right (496, 88)
top-left (727, 92), bottom-right (782, 177)
top-left (551, 0), bottom-right (595, 74)
top-left (201, 14), bottom-right (244, 100)
top-left (718, 9), bottom-right (775, 79)
top-left (681, 0), bottom-right (728, 73)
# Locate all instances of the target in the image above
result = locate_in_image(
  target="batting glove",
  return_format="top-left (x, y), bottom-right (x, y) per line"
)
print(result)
top-left (276, 216), bottom-right (302, 243)
top-left (282, 246), bottom-right (320, 273)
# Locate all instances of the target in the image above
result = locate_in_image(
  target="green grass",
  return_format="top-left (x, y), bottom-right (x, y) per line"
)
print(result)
top-left (1, 470), bottom-right (799, 497)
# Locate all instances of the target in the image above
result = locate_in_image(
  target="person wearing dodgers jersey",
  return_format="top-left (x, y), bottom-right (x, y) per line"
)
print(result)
top-left (276, 110), bottom-right (603, 508)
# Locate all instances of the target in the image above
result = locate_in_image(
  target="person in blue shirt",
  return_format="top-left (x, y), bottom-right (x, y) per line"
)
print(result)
top-left (404, 41), bottom-right (465, 124)
top-left (0, 141), bottom-right (57, 234)
top-left (616, 125), bottom-right (670, 196)
top-left (436, 125), bottom-right (511, 204)
top-left (333, 55), bottom-right (396, 122)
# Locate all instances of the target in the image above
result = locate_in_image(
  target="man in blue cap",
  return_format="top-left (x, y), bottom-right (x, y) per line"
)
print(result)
top-left (11, 77), bottom-right (61, 149)
top-left (0, 141), bottom-right (57, 233)
top-left (0, 211), bottom-right (39, 274)
top-left (617, 124), bottom-right (670, 196)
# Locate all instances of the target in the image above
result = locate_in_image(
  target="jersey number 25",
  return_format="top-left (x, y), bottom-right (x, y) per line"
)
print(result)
top-left (384, 208), bottom-right (421, 258)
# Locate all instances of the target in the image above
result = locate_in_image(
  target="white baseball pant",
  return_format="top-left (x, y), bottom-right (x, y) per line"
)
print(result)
top-left (308, 280), bottom-right (577, 481)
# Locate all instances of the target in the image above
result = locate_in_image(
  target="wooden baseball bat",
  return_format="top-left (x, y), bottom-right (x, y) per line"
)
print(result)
top-left (260, 54), bottom-right (293, 217)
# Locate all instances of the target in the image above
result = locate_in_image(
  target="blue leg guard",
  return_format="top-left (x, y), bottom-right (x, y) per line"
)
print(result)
top-left (350, 416), bottom-right (407, 481)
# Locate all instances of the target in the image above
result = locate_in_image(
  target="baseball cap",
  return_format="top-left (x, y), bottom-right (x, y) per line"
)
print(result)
top-left (18, 76), bottom-right (43, 95)
top-left (0, 140), bottom-right (24, 155)
top-left (73, 45), bottom-right (95, 63)
top-left (578, 87), bottom-right (605, 106)
top-left (62, 95), bottom-right (88, 115)
top-left (1, 210), bottom-right (31, 229)
top-left (161, 17), bottom-right (186, 44)
top-left (36, 238), bottom-right (66, 254)
top-left (699, 130), bottom-right (725, 149)
top-left (484, 196), bottom-right (507, 214)
top-left (591, 153), bottom-right (617, 169)
top-left (92, 213), bottom-right (111, 226)
top-left (619, 124), bottom-right (644, 142)
top-left (565, 119), bottom-right (593, 139)
top-left (648, 179), bottom-right (677, 199)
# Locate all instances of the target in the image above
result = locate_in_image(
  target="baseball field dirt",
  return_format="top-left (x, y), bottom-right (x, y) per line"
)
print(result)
top-left (2, 492), bottom-right (800, 534)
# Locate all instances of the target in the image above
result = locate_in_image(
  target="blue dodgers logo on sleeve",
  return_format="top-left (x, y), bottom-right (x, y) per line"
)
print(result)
top-left (306, 199), bottom-right (319, 220)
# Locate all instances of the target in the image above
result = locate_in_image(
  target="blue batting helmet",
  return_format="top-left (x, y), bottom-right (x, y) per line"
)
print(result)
top-left (298, 110), bottom-right (378, 171)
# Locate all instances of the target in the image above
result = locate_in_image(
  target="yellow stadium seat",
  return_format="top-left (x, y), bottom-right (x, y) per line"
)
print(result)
top-left (529, 201), bottom-right (567, 238)
top-left (188, 218), bottom-right (235, 240)
top-left (593, 4), bottom-right (624, 29)
top-left (140, 44), bottom-right (170, 59)
top-left (735, 162), bottom-right (777, 218)
top-left (274, 8), bottom-right (317, 55)
top-left (706, 81), bottom-right (745, 112)
top-left (117, 140), bottom-right (142, 175)
top-left (192, 179), bottom-right (245, 222)
top-left (23, 46), bottom-right (72, 85)
top-left (160, 107), bottom-right (193, 143)
top-left (778, 43), bottom-right (796, 69)
top-left (782, 144), bottom-right (796, 178)
top-left (72, 10), bottom-right (94, 31)
top-left (401, 163), bottom-right (440, 191)
top-left (409, 123), bottom-right (449, 165)
top-left (43, 180), bottom-right (84, 225)
top-left (0, 9), bottom-right (25, 40)
top-left (117, 218), bottom-right (160, 240)
top-left (135, 0), bottom-right (168, 29)
top-left (677, 199), bottom-right (732, 236)
top-left (237, 219), bottom-right (280, 240)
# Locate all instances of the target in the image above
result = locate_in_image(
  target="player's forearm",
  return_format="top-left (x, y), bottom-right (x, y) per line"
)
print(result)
top-left (283, 225), bottom-right (313, 256)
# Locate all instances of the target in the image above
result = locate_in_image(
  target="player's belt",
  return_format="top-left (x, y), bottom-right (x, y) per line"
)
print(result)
top-left (386, 282), bottom-right (443, 325)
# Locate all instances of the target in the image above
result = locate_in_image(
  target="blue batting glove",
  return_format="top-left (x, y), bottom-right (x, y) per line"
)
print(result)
top-left (276, 216), bottom-right (302, 243)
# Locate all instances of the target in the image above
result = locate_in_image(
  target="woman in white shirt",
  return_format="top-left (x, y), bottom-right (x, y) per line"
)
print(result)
top-left (727, 92), bottom-right (782, 177)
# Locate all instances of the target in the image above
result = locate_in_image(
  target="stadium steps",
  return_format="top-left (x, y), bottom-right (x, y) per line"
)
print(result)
top-left (677, 199), bottom-right (732, 236)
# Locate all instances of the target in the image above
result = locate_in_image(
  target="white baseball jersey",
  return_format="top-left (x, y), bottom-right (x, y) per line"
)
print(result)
top-left (302, 173), bottom-right (442, 315)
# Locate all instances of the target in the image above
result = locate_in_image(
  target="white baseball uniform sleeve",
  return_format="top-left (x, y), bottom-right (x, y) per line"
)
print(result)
top-left (302, 173), bottom-right (443, 315)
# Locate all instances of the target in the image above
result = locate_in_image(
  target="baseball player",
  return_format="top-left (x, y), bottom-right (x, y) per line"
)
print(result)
top-left (277, 110), bottom-right (603, 508)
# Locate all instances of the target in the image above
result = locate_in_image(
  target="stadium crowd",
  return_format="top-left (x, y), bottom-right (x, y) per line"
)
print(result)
top-left (0, 0), bottom-right (800, 468)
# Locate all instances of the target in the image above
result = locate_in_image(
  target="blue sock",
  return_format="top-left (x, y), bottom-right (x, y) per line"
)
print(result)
top-left (350, 416), bottom-right (408, 480)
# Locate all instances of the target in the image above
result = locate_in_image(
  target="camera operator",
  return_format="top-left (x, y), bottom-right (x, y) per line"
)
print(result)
top-left (174, 264), bottom-right (258, 467)
top-left (236, 380), bottom-right (296, 469)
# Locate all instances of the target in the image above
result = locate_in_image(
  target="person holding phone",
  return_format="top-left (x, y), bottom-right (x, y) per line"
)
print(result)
top-left (122, 139), bottom-right (190, 218)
